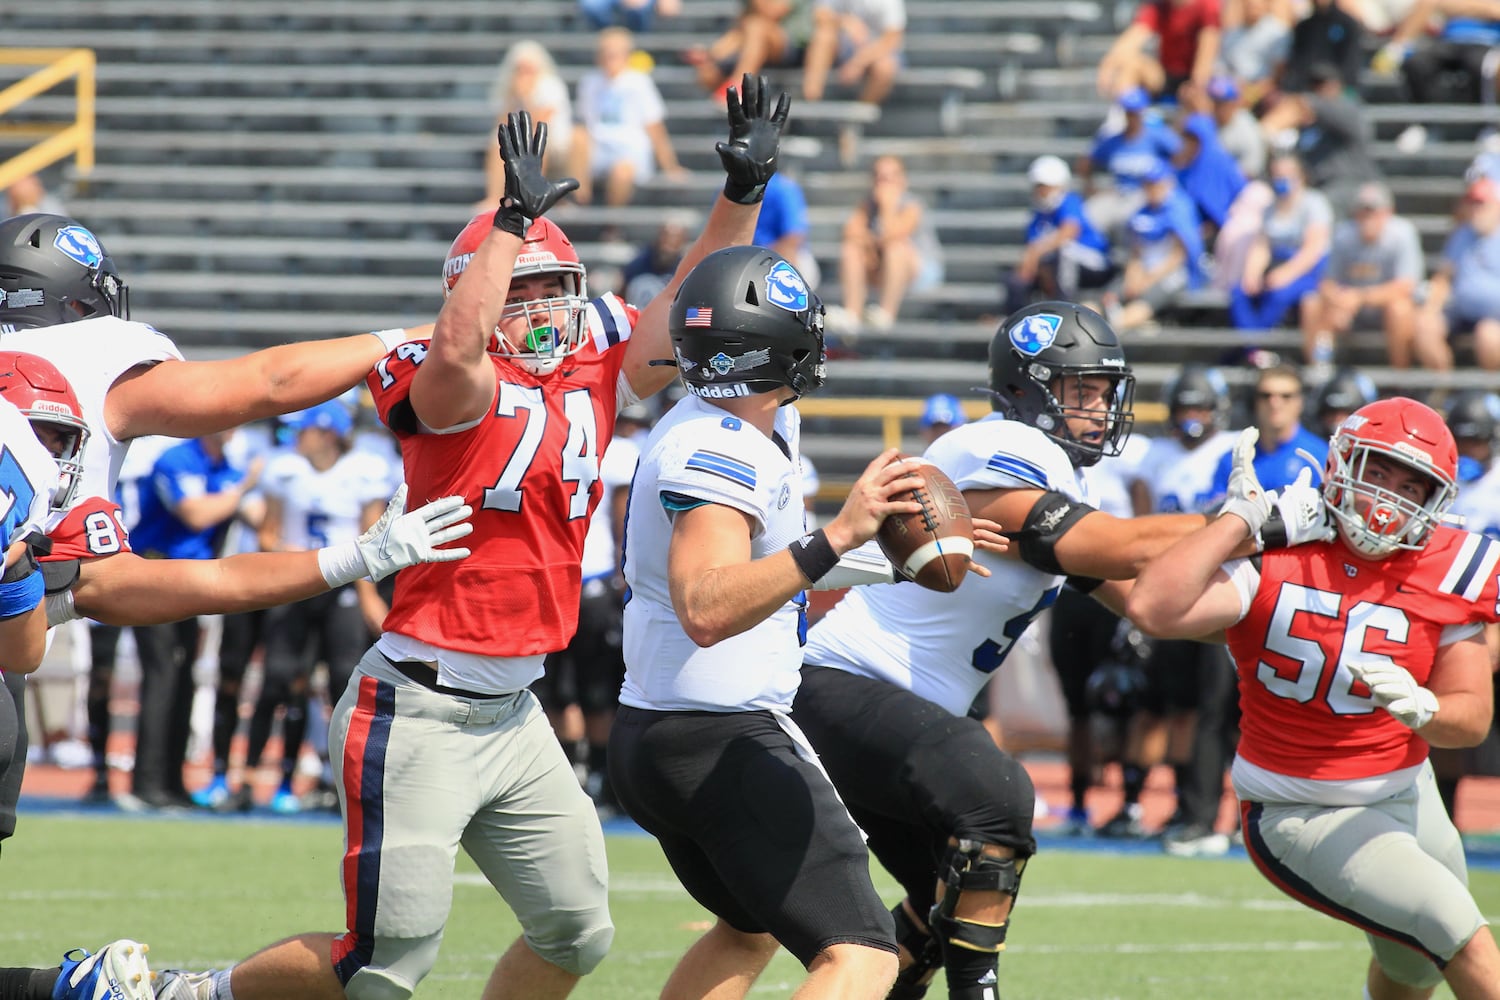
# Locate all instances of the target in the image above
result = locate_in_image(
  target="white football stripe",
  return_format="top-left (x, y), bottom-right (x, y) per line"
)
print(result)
top-left (901, 535), bottom-right (974, 578)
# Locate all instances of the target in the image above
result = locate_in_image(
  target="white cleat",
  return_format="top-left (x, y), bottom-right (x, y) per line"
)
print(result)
top-left (54, 940), bottom-right (155, 1000)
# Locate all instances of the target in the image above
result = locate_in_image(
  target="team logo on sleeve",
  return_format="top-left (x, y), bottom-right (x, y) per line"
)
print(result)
top-left (1009, 313), bottom-right (1062, 355)
top-left (765, 261), bottom-right (809, 312)
top-left (53, 227), bottom-right (104, 268)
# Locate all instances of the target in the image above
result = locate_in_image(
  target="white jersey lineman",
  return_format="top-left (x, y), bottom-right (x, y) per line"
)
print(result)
top-left (579, 435), bottom-right (639, 582)
top-left (1131, 430), bottom-right (1237, 513)
top-left (803, 414), bottom-right (1088, 717)
top-left (620, 396), bottom-right (806, 713)
top-left (1, 316), bottom-right (181, 500)
top-left (1452, 461), bottom-right (1500, 540)
top-left (0, 396), bottom-right (60, 547)
top-left (261, 448), bottom-right (392, 550)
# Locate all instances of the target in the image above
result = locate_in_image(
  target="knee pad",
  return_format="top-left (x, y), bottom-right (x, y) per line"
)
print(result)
top-left (525, 919), bottom-right (614, 977)
top-left (929, 840), bottom-right (1026, 955)
top-left (889, 901), bottom-right (942, 1000)
top-left (343, 968), bottom-right (416, 1000)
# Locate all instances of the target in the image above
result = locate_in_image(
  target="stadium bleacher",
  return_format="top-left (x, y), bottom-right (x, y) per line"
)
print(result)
top-left (5, 0), bottom-right (1495, 483)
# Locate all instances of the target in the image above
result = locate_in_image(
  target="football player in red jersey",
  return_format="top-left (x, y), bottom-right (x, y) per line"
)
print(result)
top-left (1129, 397), bottom-right (1500, 1000)
top-left (155, 77), bottom-right (793, 1000)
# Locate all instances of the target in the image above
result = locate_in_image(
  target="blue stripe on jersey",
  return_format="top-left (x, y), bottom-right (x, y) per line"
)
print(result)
top-left (686, 450), bottom-right (757, 489)
top-left (1455, 535), bottom-right (1499, 601)
top-left (986, 452), bottom-right (1049, 489)
top-left (590, 296), bottom-right (625, 347)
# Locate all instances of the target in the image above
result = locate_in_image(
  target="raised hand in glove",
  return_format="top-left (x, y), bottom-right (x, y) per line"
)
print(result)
top-left (1347, 658), bottom-right (1438, 730)
top-left (716, 73), bottom-right (792, 205)
top-left (318, 484), bottom-right (475, 587)
top-left (494, 109), bottom-right (580, 238)
top-left (1259, 466), bottom-right (1337, 550)
top-left (1220, 428), bottom-right (1275, 537)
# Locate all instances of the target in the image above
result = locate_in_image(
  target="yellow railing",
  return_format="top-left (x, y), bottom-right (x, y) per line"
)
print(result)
top-left (796, 396), bottom-right (1168, 500)
top-left (0, 48), bottom-right (96, 193)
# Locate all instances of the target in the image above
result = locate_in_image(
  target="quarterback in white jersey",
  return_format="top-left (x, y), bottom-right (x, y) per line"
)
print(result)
top-left (612, 247), bottom-right (911, 998)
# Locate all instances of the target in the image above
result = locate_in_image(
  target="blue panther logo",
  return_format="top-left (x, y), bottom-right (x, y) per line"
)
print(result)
top-left (53, 226), bottom-right (103, 268)
top-left (765, 261), bottom-right (809, 312)
top-left (1009, 313), bottom-right (1063, 356)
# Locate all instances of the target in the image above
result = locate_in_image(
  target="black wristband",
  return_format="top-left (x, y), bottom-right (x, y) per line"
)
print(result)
top-left (0, 544), bottom-right (37, 585)
top-left (788, 529), bottom-right (839, 584)
top-left (723, 178), bottom-right (767, 206)
top-left (493, 202), bottom-right (527, 239)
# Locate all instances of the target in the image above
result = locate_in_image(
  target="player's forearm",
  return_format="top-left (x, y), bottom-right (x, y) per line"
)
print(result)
top-left (672, 552), bottom-right (808, 647)
top-left (75, 553), bottom-right (331, 626)
top-left (412, 228), bottom-right (516, 427)
top-left (174, 489), bottom-right (247, 533)
top-left (1126, 515), bottom-right (1245, 635)
top-left (1420, 691), bottom-right (1493, 748)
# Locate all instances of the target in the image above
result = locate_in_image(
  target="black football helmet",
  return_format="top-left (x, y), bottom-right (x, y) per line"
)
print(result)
top-left (987, 301), bottom-right (1134, 467)
top-left (669, 246), bottom-right (825, 404)
top-left (1445, 389), bottom-right (1500, 444)
top-left (0, 214), bottom-right (129, 329)
top-left (1163, 364), bottom-right (1229, 443)
top-left (1310, 367), bottom-right (1378, 436)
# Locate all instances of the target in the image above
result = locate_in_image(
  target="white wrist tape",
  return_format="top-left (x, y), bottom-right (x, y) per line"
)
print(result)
top-left (317, 541), bottom-right (369, 588)
top-left (812, 541), bottom-right (898, 591)
top-left (372, 328), bottom-right (409, 353)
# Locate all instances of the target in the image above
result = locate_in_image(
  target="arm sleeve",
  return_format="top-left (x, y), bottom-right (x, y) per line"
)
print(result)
top-left (1224, 557), bottom-right (1259, 622)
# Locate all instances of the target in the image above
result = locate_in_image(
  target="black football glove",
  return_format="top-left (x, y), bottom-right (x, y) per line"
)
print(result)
top-left (493, 109), bottom-right (580, 238)
top-left (715, 73), bottom-right (791, 205)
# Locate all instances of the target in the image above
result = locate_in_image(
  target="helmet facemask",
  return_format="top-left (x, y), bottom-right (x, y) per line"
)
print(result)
top-left (1031, 367), bottom-right (1136, 467)
top-left (493, 261), bottom-right (589, 376)
top-left (27, 410), bottom-right (89, 512)
top-left (1324, 437), bottom-right (1456, 558)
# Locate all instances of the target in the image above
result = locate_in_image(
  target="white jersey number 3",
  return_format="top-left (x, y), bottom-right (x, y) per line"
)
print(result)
top-left (482, 383), bottom-right (599, 521)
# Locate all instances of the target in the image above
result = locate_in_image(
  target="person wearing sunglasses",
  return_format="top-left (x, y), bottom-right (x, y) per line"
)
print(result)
top-left (1209, 364), bottom-right (1329, 505)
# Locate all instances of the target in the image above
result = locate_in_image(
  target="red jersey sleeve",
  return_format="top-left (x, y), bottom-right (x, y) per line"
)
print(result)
top-left (366, 340), bottom-right (433, 433)
top-left (1133, 1), bottom-right (1162, 30)
top-left (44, 497), bottom-right (132, 561)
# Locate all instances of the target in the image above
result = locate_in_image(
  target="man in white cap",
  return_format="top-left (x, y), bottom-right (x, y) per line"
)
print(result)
top-left (1003, 155), bottom-right (1114, 314)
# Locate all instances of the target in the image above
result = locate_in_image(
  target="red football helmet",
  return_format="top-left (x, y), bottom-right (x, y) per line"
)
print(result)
top-left (1324, 396), bottom-right (1458, 557)
top-left (0, 350), bottom-right (89, 511)
top-left (442, 213), bottom-right (589, 376)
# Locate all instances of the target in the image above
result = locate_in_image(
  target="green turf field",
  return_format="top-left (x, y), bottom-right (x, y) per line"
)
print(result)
top-left (5, 815), bottom-right (1496, 999)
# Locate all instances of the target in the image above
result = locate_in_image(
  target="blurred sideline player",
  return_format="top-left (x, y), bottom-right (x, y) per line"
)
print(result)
top-left (611, 245), bottom-right (908, 999)
top-left (0, 350), bottom-right (471, 1000)
top-left (794, 303), bottom-right (1330, 999)
top-left (1131, 400), bottom-right (1500, 1000)
top-left (235, 401), bottom-right (390, 814)
top-left (1101, 364), bottom-right (1237, 846)
top-left (1307, 366), bottom-right (1378, 440)
top-left (153, 79), bottom-right (794, 1000)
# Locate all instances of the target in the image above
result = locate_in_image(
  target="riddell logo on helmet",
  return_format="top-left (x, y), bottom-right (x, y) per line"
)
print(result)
top-left (31, 400), bottom-right (71, 416)
top-left (685, 382), bottom-right (751, 399)
top-left (516, 251), bottom-right (560, 268)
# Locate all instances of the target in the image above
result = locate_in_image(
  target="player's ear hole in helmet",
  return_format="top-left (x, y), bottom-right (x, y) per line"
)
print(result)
top-left (668, 246), bottom-right (826, 405)
top-left (1323, 397), bottom-right (1459, 559)
top-left (0, 213), bottom-right (129, 329)
top-left (986, 301), bottom-right (1135, 467)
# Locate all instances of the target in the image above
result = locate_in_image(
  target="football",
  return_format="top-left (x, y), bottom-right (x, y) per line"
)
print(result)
top-left (876, 457), bottom-right (974, 592)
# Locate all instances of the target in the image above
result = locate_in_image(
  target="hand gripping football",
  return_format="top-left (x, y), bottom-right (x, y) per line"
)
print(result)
top-left (876, 458), bottom-right (974, 592)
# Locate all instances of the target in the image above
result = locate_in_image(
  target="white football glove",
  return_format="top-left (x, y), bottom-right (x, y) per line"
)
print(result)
top-left (318, 485), bottom-right (474, 587)
top-left (1347, 659), bottom-right (1439, 730)
top-left (1219, 428), bottom-right (1275, 537)
top-left (1259, 466), bottom-right (1337, 549)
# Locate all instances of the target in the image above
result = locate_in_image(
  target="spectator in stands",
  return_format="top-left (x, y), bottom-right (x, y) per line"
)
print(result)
top-left (1173, 112), bottom-right (1247, 234)
top-left (1280, 0), bottom-right (1365, 93)
top-left (1003, 155), bottom-right (1114, 313)
top-left (918, 392), bottom-right (966, 445)
top-left (125, 431), bottom-right (259, 811)
top-left (753, 171), bottom-right (820, 288)
top-left (825, 154), bottom-right (942, 335)
top-left (483, 41), bottom-right (573, 208)
top-left (1096, 0), bottom-right (1222, 101)
top-left (1202, 75), bottom-right (1266, 179)
top-left (1082, 87), bottom-right (1183, 238)
top-left (569, 27), bottom-right (688, 206)
top-left (1230, 154), bottom-right (1332, 330)
top-left (1375, 0), bottom-right (1500, 104)
top-left (1259, 62), bottom-right (1379, 213)
top-left (1301, 181), bottom-right (1423, 369)
top-left (620, 211), bottom-right (694, 304)
top-left (801, 0), bottom-right (907, 105)
top-left (1094, 159), bottom-right (1204, 332)
top-left (685, 0), bottom-right (814, 98)
top-left (4, 174), bottom-right (65, 220)
top-left (1414, 177), bottom-right (1500, 371)
top-left (579, 0), bottom-right (680, 32)
top-left (1219, 0), bottom-right (1295, 87)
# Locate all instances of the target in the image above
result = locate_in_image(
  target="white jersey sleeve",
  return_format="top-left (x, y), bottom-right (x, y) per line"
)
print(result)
top-left (0, 398), bottom-right (60, 548)
top-left (1, 316), bottom-right (182, 503)
top-left (803, 415), bottom-right (1079, 715)
top-left (620, 398), bottom-right (807, 713)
